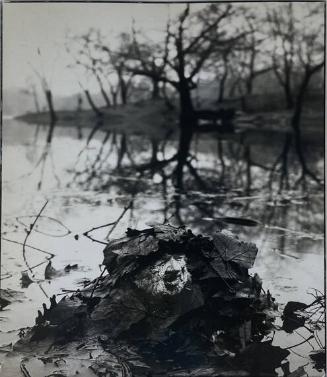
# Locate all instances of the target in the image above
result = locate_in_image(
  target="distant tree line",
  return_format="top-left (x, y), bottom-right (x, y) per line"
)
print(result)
top-left (27, 2), bottom-right (324, 186)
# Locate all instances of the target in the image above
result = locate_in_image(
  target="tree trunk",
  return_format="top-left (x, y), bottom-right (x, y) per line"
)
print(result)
top-left (110, 88), bottom-right (118, 108)
top-left (217, 72), bottom-right (228, 103)
top-left (84, 90), bottom-right (102, 116)
top-left (244, 146), bottom-right (252, 195)
top-left (117, 68), bottom-right (128, 105)
top-left (284, 83), bottom-right (294, 110)
top-left (291, 70), bottom-right (321, 183)
top-left (150, 139), bottom-right (159, 175)
top-left (32, 85), bottom-right (40, 113)
top-left (45, 90), bottom-right (57, 143)
top-left (96, 75), bottom-right (111, 108)
top-left (116, 134), bottom-right (127, 169)
top-left (100, 87), bottom-right (111, 108)
top-left (245, 76), bottom-right (253, 95)
top-left (175, 81), bottom-right (197, 189)
top-left (119, 81), bottom-right (128, 105)
top-left (278, 133), bottom-right (292, 191)
top-left (46, 119), bottom-right (56, 144)
top-left (152, 80), bottom-right (160, 99)
top-left (292, 89), bottom-right (306, 173)
top-left (45, 89), bottom-right (57, 123)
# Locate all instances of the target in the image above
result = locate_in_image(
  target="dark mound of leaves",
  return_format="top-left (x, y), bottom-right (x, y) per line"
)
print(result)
top-left (13, 225), bottom-right (287, 377)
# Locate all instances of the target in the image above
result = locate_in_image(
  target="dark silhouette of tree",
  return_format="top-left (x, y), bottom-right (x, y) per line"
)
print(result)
top-left (98, 33), bottom-right (135, 105)
top-left (124, 20), bottom-right (171, 100)
top-left (267, 3), bottom-right (324, 183)
top-left (21, 77), bottom-right (41, 113)
top-left (215, 46), bottom-right (233, 103)
top-left (30, 48), bottom-right (57, 123)
top-left (94, 4), bottom-right (248, 188)
top-left (266, 3), bottom-right (297, 109)
top-left (66, 29), bottom-right (111, 109)
top-left (169, 4), bottom-right (250, 187)
top-left (238, 13), bottom-right (273, 97)
top-left (219, 9), bottom-right (273, 104)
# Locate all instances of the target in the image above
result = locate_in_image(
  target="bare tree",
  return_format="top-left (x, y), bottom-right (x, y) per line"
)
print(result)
top-left (98, 33), bottom-right (135, 105)
top-left (128, 4), bottom-right (246, 187)
top-left (266, 3), bottom-right (297, 109)
top-left (267, 3), bottom-right (324, 183)
top-left (221, 10), bottom-right (273, 103)
top-left (30, 48), bottom-right (57, 123)
top-left (66, 29), bottom-right (112, 109)
top-left (98, 4), bottom-right (247, 187)
top-left (21, 77), bottom-right (41, 113)
top-left (215, 47), bottom-right (232, 103)
top-left (124, 20), bottom-right (171, 100)
top-left (239, 13), bottom-right (273, 96)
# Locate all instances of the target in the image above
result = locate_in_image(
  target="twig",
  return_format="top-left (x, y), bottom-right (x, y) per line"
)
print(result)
top-left (83, 200), bottom-right (133, 244)
top-left (16, 215), bottom-right (71, 237)
top-left (285, 335), bottom-right (315, 350)
top-left (20, 361), bottom-right (32, 377)
top-left (2, 237), bottom-right (55, 257)
top-left (22, 201), bottom-right (49, 273)
top-left (289, 348), bottom-right (307, 359)
top-left (84, 220), bottom-right (119, 234)
top-left (22, 259), bottom-right (52, 273)
top-left (82, 234), bottom-right (108, 246)
top-left (0, 273), bottom-right (13, 281)
top-left (89, 268), bottom-right (107, 299)
top-left (295, 330), bottom-right (315, 350)
top-left (106, 201), bottom-right (133, 239)
top-left (38, 283), bottom-right (49, 298)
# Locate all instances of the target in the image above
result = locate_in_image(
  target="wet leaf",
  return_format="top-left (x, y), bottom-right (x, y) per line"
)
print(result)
top-left (0, 288), bottom-right (25, 309)
top-left (105, 234), bottom-right (158, 257)
top-left (310, 349), bottom-right (325, 372)
top-left (5, 226), bottom-right (282, 376)
top-left (45, 261), bottom-right (60, 279)
top-left (20, 271), bottom-right (33, 288)
top-left (218, 217), bottom-right (259, 227)
top-left (213, 231), bottom-right (258, 269)
top-left (0, 343), bottom-right (13, 353)
top-left (282, 301), bottom-right (308, 333)
top-left (287, 366), bottom-right (307, 377)
top-left (64, 264), bottom-right (78, 272)
top-left (153, 224), bottom-right (189, 243)
top-left (236, 341), bottom-right (290, 373)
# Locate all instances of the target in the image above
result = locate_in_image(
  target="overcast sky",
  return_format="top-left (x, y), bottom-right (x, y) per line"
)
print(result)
top-left (3, 3), bottom-right (193, 96)
top-left (3, 2), bottom-right (323, 98)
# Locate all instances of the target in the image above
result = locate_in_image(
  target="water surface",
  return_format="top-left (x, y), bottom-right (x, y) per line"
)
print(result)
top-left (1, 118), bottom-right (324, 376)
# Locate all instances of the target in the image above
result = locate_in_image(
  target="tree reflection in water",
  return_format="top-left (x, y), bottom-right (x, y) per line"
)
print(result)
top-left (7, 120), bottom-right (323, 375)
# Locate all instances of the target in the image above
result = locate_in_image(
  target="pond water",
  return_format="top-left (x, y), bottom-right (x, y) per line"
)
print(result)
top-left (1, 118), bottom-right (324, 376)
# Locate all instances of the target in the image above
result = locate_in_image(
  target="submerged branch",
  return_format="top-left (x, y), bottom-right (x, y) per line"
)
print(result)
top-left (2, 237), bottom-right (55, 257)
top-left (82, 200), bottom-right (133, 244)
top-left (22, 201), bottom-right (49, 273)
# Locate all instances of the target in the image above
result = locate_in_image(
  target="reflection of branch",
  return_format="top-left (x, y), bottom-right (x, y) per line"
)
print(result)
top-left (186, 160), bottom-right (208, 190)
top-left (285, 335), bottom-right (315, 350)
top-left (75, 119), bottom-right (104, 164)
top-left (2, 237), bottom-right (54, 257)
top-left (83, 200), bottom-right (133, 244)
top-left (82, 233), bottom-right (108, 246)
top-left (89, 267), bottom-right (107, 299)
top-left (137, 153), bottom-right (178, 172)
top-left (22, 201), bottom-right (49, 273)
top-left (16, 215), bottom-right (71, 238)
top-left (106, 201), bottom-right (133, 239)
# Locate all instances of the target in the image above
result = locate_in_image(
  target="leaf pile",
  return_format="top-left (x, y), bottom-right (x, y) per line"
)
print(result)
top-left (3, 225), bottom-right (286, 377)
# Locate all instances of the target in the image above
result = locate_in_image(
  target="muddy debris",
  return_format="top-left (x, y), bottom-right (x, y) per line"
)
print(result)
top-left (2, 225), bottom-right (286, 376)
top-left (0, 288), bottom-right (25, 310)
top-left (20, 271), bottom-right (34, 288)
